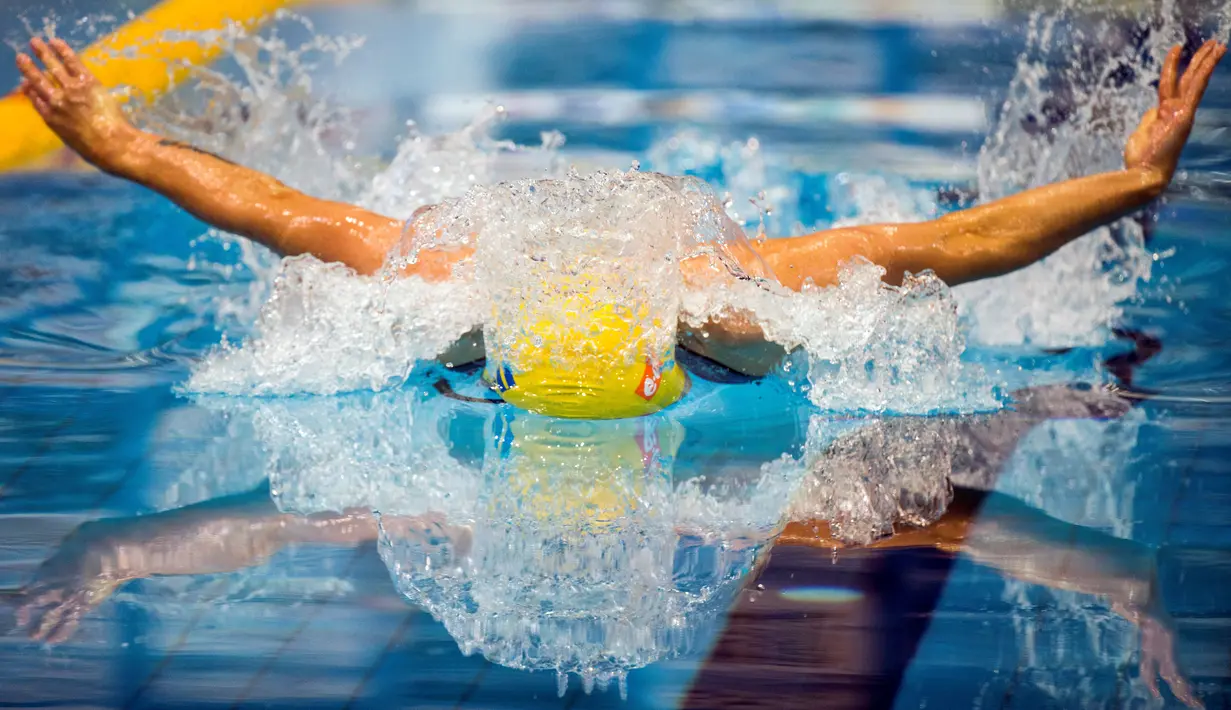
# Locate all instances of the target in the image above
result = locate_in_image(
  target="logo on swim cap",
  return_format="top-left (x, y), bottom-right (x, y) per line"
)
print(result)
top-left (635, 360), bottom-right (662, 401)
top-left (494, 363), bottom-right (517, 393)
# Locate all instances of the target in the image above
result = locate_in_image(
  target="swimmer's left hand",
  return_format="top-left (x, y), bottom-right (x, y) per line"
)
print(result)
top-left (1125, 39), bottom-right (1227, 189)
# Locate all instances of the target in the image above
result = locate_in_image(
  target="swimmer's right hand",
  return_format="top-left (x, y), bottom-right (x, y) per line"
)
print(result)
top-left (15, 37), bottom-right (140, 172)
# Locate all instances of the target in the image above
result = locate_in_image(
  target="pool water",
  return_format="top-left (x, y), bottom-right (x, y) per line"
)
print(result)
top-left (3, 4), bottom-right (1231, 709)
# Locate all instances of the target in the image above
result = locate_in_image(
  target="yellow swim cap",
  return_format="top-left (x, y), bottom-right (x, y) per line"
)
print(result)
top-left (485, 273), bottom-right (687, 419)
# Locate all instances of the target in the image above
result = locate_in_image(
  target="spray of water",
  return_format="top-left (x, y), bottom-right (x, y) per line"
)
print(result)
top-left (186, 260), bottom-right (482, 395)
top-left (117, 17), bottom-right (983, 411)
top-left (646, 1), bottom-right (1227, 352)
top-left (127, 13), bottom-right (370, 332)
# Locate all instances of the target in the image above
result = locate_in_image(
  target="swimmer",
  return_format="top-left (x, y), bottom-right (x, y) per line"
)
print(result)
top-left (14, 36), bottom-right (1227, 413)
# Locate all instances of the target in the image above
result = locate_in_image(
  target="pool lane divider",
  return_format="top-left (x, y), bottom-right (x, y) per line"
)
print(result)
top-left (0, 0), bottom-right (303, 172)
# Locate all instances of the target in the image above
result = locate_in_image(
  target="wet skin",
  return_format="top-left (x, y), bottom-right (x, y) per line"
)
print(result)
top-left (13, 36), bottom-right (1228, 376)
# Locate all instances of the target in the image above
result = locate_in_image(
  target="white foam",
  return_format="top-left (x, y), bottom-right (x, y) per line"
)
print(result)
top-left (185, 258), bottom-right (481, 396)
top-left (682, 259), bottom-right (1000, 413)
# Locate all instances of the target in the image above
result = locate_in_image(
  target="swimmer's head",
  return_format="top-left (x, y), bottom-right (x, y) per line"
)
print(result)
top-left (484, 270), bottom-right (688, 419)
top-left (415, 171), bottom-right (762, 419)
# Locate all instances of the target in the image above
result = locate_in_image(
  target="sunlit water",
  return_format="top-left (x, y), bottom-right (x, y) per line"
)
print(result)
top-left (2, 2), bottom-right (1231, 706)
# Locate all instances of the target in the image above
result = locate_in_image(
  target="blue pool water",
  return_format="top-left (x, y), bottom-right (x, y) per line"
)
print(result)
top-left (3, 4), bottom-right (1231, 709)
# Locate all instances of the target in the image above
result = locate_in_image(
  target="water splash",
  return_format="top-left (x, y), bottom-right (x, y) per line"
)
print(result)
top-left (128, 14), bottom-right (372, 333)
top-left (826, 172), bottom-right (943, 227)
top-left (359, 106), bottom-right (565, 221)
top-left (788, 383), bottom-right (1140, 545)
top-left (185, 259), bottom-right (481, 396)
top-left (957, 2), bottom-right (1186, 347)
top-left (681, 260), bottom-right (1000, 413)
top-left (122, 17), bottom-right (986, 408)
top-left (137, 12), bottom-right (369, 200)
top-left (645, 128), bottom-right (799, 232)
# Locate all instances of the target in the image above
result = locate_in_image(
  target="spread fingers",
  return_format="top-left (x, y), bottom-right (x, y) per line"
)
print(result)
top-left (30, 38), bottom-right (69, 88)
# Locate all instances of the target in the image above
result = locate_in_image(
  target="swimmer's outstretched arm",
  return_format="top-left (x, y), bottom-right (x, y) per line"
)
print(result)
top-left (14, 37), bottom-right (408, 276)
top-left (686, 41), bottom-right (1223, 374)
top-left (757, 40), bottom-right (1225, 290)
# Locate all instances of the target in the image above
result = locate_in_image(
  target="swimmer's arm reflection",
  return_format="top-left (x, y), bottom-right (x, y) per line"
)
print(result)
top-left (780, 378), bottom-right (1195, 707)
top-left (783, 489), bottom-right (1155, 602)
top-left (783, 381), bottom-right (1140, 575)
top-left (13, 488), bottom-right (445, 643)
top-left (781, 490), bottom-right (1198, 707)
top-left (685, 385), bottom-right (1157, 615)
